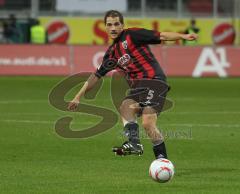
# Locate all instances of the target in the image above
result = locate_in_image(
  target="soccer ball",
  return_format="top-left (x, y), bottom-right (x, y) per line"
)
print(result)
top-left (149, 158), bottom-right (175, 183)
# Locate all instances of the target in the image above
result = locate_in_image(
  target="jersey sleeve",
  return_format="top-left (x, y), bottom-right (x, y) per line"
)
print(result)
top-left (128, 28), bottom-right (161, 45)
top-left (94, 47), bottom-right (117, 78)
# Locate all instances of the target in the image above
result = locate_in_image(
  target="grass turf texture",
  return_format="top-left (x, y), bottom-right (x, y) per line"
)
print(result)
top-left (0, 76), bottom-right (240, 194)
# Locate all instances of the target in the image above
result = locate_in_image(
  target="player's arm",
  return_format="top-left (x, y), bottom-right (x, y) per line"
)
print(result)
top-left (128, 28), bottom-right (197, 45)
top-left (160, 32), bottom-right (198, 41)
top-left (68, 73), bottom-right (100, 111)
top-left (68, 47), bottom-right (116, 111)
top-left (128, 28), bottom-right (161, 45)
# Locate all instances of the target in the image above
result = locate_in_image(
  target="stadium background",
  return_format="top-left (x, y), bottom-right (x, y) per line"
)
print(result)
top-left (0, 0), bottom-right (240, 193)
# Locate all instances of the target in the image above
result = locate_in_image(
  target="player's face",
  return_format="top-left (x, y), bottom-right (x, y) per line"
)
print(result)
top-left (105, 17), bottom-right (124, 40)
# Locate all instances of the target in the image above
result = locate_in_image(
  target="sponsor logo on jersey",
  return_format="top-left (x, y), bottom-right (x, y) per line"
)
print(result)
top-left (122, 40), bottom-right (128, 50)
top-left (118, 54), bottom-right (131, 68)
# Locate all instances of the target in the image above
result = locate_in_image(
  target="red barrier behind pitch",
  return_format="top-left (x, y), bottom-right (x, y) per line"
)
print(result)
top-left (0, 45), bottom-right (239, 77)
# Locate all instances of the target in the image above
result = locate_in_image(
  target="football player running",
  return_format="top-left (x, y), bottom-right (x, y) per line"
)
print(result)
top-left (68, 10), bottom-right (197, 158)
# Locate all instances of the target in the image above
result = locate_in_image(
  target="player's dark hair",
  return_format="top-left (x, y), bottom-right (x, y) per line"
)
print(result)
top-left (104, 10), bottom-right (124, 25)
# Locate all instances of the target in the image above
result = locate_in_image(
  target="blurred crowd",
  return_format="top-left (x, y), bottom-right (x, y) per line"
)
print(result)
top-left (0, 14), bottom-right (47, 44)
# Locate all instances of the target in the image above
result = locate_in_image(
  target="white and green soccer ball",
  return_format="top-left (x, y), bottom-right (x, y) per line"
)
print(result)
top-left (149, 158), bottom-right (175, 183)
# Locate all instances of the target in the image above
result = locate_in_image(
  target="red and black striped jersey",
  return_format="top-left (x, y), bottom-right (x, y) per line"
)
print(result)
top-left (95, 28), bottom-right (166, 83)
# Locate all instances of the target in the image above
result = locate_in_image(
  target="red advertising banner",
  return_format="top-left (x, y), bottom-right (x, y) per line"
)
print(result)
top-left (149, 46), bottom-right (240, 77)
top-left (0, 45), bottom-right (239, 77)
top-left (0, 45), bottom-right (71, 75)
top-left (73, 45), bottom-right (107, 73)
top-left (73, 46), bottom-right (240, 77)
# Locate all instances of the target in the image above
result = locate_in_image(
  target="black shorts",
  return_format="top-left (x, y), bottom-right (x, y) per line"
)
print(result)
top-left (125, 78), bottom-right (170, 116)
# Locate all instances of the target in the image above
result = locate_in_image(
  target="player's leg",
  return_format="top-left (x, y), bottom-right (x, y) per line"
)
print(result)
top-left (113, 98), bottom-right (143, 156)
top-left (120, 98), bottom-right (140, 143)
top-left (120, 98), bottom-right (138, 124)
top-left (142, 107), bottom-right (167, 159)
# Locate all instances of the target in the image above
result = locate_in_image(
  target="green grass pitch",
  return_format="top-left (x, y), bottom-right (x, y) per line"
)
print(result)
top-left (0, 76), bottom-right (240, 194)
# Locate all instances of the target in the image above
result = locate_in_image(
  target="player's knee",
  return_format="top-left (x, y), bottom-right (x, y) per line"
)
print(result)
top-left (120, 99), bottom-right (138, 114)
top-left (142, 120), bottom-right (155, 131)
top-left (119, 101), bottom-right (127, 115)
top-left (142, 114), bottom-right (156, 130)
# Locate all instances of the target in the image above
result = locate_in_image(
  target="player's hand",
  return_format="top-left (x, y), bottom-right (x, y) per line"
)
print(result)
top-left (68, 98), bottom-right (80, 111)
top-left (182, 33), bottom-right (198, 41)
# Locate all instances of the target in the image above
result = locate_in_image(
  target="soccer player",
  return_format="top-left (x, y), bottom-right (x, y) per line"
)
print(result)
top-left (68, 10), bottom-right (197, 159)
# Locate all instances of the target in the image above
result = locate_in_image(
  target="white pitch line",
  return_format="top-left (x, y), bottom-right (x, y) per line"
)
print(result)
top-left (0, 119), bottom-right (240, 128)
top-left (161, 123), bottom-right (240, 128)
top-left (0, 99), bottom-right (110, 104)
top-left (0, 100), bottom-right (47, 104)
top-left (173, 97), bottom-right (240, 101)
top-left (166, 111), bottom-right (240, 115)
top-left (0, 97), bottom-right (239, 104)
top-left (0, 119), bottom-right (53, 124)
top-left (0, 113), bottom-right (63, 116)
top-left (0, 111), bottom-right (240, 116)
top-left (0, 119), bottom-right (96, 125)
